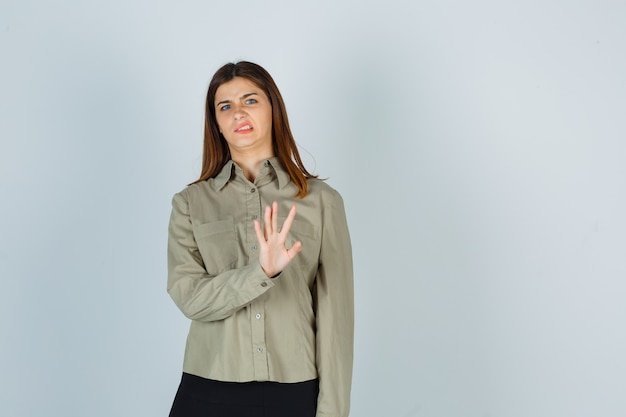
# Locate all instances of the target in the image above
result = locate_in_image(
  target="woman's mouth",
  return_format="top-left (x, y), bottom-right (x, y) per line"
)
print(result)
top-left (235, 123), bottom-right (252, 132)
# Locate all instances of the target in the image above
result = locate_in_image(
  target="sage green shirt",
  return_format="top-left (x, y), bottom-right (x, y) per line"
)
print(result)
top-left (167, 158), bottom-right (354, 417)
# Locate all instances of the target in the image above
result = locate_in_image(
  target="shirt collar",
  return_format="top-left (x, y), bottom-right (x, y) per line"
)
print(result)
top-left (213, 160), bottom-right (235, 191)
top-left (212, 157), bottom-right (291, 191)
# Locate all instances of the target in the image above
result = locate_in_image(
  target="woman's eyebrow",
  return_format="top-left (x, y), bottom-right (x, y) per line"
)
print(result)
top-left (216, 92), bottom-right (258, 107)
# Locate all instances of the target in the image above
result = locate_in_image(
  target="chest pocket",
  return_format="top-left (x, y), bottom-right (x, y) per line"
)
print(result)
top-left (193, 219), bottom-right (238, 275)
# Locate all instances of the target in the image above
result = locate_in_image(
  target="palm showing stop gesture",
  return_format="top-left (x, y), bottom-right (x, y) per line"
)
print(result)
top-left (254, 201), bottom-right (302, 278)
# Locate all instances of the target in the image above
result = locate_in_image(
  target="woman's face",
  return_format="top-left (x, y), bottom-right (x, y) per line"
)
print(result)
top-left (214, 77), bottom-right (273, 159)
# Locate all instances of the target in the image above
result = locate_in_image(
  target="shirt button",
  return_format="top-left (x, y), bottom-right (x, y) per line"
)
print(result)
top-left (256, 313), bottom-right (261, 319)
top-left (257, 347), bottom-right (263, 353)
top-left (251, 244), bottom-right (257, 251)
top-left (261, 282), bottom-right (268, 287)
top-left (250, 188), bottom-right (256, 193)
top-left (252, 215), bottom-right (258, 220)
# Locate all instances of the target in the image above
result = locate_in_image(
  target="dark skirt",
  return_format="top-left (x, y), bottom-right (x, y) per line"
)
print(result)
top-left (169, 373), bottom-right (319, 417)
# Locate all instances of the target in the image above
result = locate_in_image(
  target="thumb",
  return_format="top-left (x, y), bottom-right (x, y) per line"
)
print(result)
top-left (287, 240), bottom-right (302, 260)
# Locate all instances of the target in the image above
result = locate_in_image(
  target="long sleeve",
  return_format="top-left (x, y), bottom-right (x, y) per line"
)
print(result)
top-left (315, 190), bottom-right (354, 417)
top-left (167, 191), bottom-right (274, 322)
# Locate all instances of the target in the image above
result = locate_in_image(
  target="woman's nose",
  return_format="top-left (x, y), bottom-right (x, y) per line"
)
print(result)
top-left (233, 107), bottom-right (246, 120)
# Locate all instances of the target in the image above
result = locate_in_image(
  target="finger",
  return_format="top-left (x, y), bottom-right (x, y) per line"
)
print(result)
top-left (253, 220), bottom-right (266, 244)
top-left (271, 201), bottom-right (278, 234)
top-left (263, 204), bottom-right (272, 237)
top-left (279, 205), bottom-right (297, 236)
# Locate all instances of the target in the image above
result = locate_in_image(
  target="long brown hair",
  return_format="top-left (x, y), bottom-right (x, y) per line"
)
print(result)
top-left (191, 61), bottom-right (317, 198)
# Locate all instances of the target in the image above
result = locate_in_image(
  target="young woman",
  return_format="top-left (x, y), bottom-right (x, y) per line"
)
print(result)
top-left (167, 61), bottom-right (354, 417)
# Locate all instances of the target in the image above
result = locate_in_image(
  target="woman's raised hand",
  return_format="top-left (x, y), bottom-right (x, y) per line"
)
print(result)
top-left (253, 201), bottom-right (302, 278)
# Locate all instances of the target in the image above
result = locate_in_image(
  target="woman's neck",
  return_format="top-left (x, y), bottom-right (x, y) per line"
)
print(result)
top-left (231, 151), bottom-right (274, 182)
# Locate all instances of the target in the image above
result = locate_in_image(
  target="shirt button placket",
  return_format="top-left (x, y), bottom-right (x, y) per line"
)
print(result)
top-left (247, 183), bottom-right (268, 380)
top-left (251, 302), bottom-right (269, 380)
top-left (246, 185), bottom-right (261, 260)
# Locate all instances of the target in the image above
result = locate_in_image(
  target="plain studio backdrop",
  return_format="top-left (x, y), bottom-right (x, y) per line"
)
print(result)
top-left (1, 1), bottom-right (625, 416)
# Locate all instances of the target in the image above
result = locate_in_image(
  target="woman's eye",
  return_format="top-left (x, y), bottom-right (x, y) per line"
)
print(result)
top-left (220, 104), bottom-right (231, 111)
top-left (245, 98), bottom-right (257, 105)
